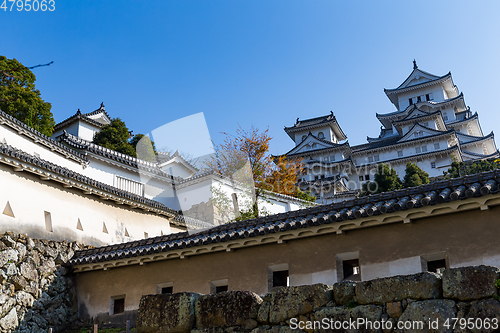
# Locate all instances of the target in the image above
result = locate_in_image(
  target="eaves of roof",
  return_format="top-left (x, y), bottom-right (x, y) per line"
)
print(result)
top-left (284, 113), bottom-right (347, 141)
top-left (446, 113), bottom-right (478, 127)
top-left (59, 131), bottom-right (176, 180)
top-left (54, 111), bottom-right (104, 131)
top-left (459, 131), bottom-right (495, 146)
top-left (354, 145), bottom-right (461, 167)
top-left (84, 105), bottom-right (112, 120)
top-left (397, 124), bottom-right (453, 143)
top-left (352, 129), bottom-right (456, 154)
top-left (384, 72), bottom-right (452, 94)
top-left (376, 93), bottom-right (464, 120)
top-left (393, 110), bottom-right (440, 124)
top-left (0, 110), bottom-right (89, 166)
top-left (462, 150), bottom-right (500, 159)
top-left (284, 138), bottom-right (351, 157)
top-left (70, 169), bottom-right (500, 269)
top-left (0, 143), bottom-right (180, 222)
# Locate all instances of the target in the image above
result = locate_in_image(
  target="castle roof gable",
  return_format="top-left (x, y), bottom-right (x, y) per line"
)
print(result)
top-left (284, 112), bottom-right (347, 141)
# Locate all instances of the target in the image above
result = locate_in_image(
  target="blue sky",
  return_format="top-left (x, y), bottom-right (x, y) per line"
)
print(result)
top-left (3, 1), bottom-right (500, 158)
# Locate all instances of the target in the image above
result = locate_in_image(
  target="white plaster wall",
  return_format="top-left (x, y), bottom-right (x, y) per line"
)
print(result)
top-left (160, 162), bottom-right (194, 179)
top-left (0, 125), bottom-right (85, 172)
top-left (294, 128), bottom-right (336, 146)
top-left (52, 121), bottom-right (80, 140)
top-left (0, 166), bottom-right (173, 246)
top-left (397, 85), bottom-right (446, 111)
top-left (453, 254), bottom-right (500, 268)
top-left (290, 269), bottom-right (337, 286)
top-left (361, 256), bottom-right (423, 281)
top-left (77, 121), bottom-right (101, 142)
top-left (176, 178), bottom-right (214, 214)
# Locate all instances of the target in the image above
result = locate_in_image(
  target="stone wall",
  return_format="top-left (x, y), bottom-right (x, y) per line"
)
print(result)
top-left (136, 265), bottom-right (500, 333)
top-left (0, 232), bottom-right (88, 333)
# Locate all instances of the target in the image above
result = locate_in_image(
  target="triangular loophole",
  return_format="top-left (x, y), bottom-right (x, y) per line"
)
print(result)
top-left (124, 228), bottom-right (130, 237)
top-left (2, 201), bottom-right (14, 218)
top-left (76, 218), bottom-right (83, 231)
top-left (102, 222), bottom-right (108, 234)
top-left (161, 230), bottom-right (164, 236)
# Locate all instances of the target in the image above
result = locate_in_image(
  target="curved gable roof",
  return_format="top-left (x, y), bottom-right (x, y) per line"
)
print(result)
top-left (284, 112), bottom-right (347, 141)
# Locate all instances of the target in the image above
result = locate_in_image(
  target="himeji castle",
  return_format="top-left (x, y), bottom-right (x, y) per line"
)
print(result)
top-left (283, 61), bottom-right (500, 203)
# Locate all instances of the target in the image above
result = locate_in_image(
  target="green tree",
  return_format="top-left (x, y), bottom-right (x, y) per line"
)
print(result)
top-left (0, 56), bottom-right (55, 136)
top-left (361, 164), bottom-right (402, 195)
top-left (294, 189), bottom-right (316, 202)
top-left (93, 118), bottom-right (136, 157)
top-left (130, 134), bottom-right (157, 162)
top-left (403, 162), bottom-right (429, 188)
top-left (444, 159), bottom-right (500, 178)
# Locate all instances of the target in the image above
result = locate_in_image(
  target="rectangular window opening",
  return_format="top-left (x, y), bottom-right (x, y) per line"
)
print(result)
top-left (272, 270), bottom-right (289, 287)
top-left (44, 211), bottom-right (53, 232)
top-left (431, 162), bottom-right (436, 169)
top-left (110, 296), bottom-right (125, 315)
top-left (342, 259), bottom-right (361, 281)
top-left (161, 286), bottom-right (173, 294)
top-left (210, 279), bottom-right (229, 294)
top-left (427, 259), bottom-right (447, 274)
top-left (215, 285), bottom-right (228, 293)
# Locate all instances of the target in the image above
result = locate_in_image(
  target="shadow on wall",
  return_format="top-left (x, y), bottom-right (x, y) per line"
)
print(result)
top-left (0, 232), bottom-right (91, 332)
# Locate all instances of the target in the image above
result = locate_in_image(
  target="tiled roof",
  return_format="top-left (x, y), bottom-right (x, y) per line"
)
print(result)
top-left (0, 110), bottom-right (89, 165)
top-left (351, 136), bottom-right (401, 152)
top-left (385, 72), bottom-right (451, 93)
top-left (459, 131), bottom-right (494, 145)
top-left (462, 150), bottom-right (500, 159)
top-left (83, 103), bottom-right (112, 120)
top-left (284, 134), bottom-right (351, 157)
top-left (285, 112), bottom-right (336, 131)
top-left (284, 112), bottom-right (347, 141)
top-left (54, 110), bottom-right (104, 131)
top-left (69, 169), bottom-right (500, 266)
top-left (59, 131), bottom-right (179, 179)
top-left (446, 112), bottom-right (478, 127)
top-left (0, 142), bottom-right (180, 219)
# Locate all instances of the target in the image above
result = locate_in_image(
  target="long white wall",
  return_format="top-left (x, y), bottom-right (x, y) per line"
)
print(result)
top-left (0, 166), bottom-right (173, 246)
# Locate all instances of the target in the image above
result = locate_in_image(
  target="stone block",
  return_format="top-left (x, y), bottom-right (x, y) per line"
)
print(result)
top-left (332, 280), bottom-right (356, 305)
top-left (257, 301), bottom-right (270, 324)
top-left (195, 291), bottom-right (262, 329)
top-left (386, 301), bottom-right (402, 318)
top-left (356, 272), bottom-right (442, 305)
top-left (268, 284), bottom-right (333, 324)
top-left (137, 292), bottom-right (200, 333)
top-left (0, 307), bottom-right (18, 331)
top-left (396, 299), bottom-right (456, 333)
top-left (10, 275), bottom-right (28, 290)
top-left (442, 265), bottom-right (499, 301)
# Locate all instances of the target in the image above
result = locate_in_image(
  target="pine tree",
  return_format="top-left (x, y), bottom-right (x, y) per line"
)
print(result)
top-left (403, 162), bottom-right (429, 188)
top-left (361, 164), bottom-right (402, 195)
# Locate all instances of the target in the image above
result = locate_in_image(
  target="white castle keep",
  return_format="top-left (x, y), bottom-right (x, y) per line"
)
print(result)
top-left (282, 61), bottom-right (499, 203)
